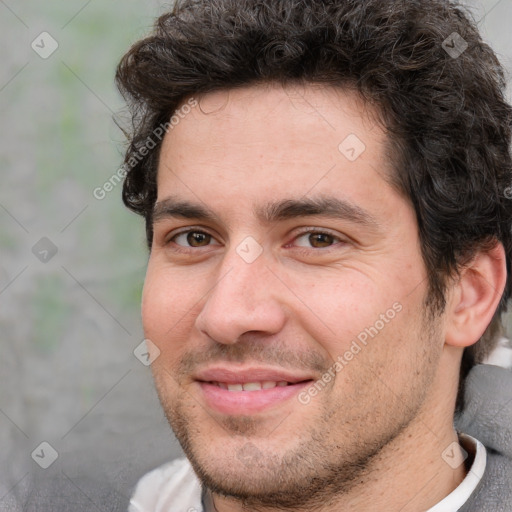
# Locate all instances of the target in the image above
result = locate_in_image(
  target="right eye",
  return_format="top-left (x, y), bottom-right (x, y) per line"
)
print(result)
top-left (168, 229), bottom-right (221, 250)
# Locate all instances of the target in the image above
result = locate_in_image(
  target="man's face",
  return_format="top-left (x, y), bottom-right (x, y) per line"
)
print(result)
top-left (142, 84), bottom-right (447, 504)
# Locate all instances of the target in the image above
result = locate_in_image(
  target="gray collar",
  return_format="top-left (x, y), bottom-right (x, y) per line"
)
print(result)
top-left (201, 486), bottom-right (218, 512)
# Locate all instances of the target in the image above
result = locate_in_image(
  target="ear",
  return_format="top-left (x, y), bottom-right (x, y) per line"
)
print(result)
top-left (445, 242), bottom-right (507, 348)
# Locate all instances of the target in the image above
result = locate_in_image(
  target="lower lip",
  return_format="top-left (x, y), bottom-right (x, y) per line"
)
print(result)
top-left (197, 381), bottom-right (312, 415)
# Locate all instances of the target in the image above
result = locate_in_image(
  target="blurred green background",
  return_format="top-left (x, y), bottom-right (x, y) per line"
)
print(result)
top-left (0, 2), bottom-right (182, 511)
top-left (0, 0), bottom-right (511, 510)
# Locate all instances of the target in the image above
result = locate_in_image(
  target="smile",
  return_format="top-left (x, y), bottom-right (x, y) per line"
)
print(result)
top-left (210, 381), bottom-right (292, 391)
top-left (193, 366), bottom-right (316, 414)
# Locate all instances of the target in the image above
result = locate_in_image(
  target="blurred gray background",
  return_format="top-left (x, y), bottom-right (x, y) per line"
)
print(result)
top-left (0, 0), bottom-right (511, 510)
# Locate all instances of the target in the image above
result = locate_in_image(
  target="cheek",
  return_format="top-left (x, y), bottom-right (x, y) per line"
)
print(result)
top-left (141, 263), bottom-right (197, 342)
top-left (292, 272), bottom-right (394, 345)
top-left (141, 269), bottom-right (166, 338)
top-left (142, 269), bottom-right (198, 380)
top-left (295, 270), bottom-right (425, 382)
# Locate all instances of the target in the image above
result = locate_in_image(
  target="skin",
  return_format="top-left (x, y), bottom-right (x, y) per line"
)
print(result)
top-left (142, 83), bottom-right (507, 511)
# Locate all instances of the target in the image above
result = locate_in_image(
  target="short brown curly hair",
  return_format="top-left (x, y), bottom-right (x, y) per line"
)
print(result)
top-left (115, 0), bottom-right (512, 415)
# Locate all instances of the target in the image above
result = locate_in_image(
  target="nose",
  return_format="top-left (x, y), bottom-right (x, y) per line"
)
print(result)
top-left (194, 248), bottom-right (287, 345)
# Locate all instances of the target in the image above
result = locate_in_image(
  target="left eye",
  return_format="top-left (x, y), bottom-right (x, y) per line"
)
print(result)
top-left (172, 230), bottom-right (220, 247)
top-left (294, 232), bottom-right (340, 248)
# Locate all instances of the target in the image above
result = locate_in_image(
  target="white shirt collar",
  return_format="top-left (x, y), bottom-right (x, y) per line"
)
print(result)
top-left (426, 433), bottom-right (486, 512)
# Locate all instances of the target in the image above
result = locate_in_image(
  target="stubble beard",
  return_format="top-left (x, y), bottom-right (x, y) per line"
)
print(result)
top-left (155, 370), bottom-right (434, 509)
top-left (152, 306), bottom-right (442, 510)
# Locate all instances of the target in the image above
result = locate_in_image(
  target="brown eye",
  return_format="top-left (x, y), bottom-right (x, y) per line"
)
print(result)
top-left (300, 232), bottom-right (336, 248)
top-left (172, 230), bottom-right (219, 248)
top-left (290, 229), bottom-right (347, 252)
top-left (187, 232), bottom-right (211, 247)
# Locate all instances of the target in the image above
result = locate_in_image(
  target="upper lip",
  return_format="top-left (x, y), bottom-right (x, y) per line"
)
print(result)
top-left (194, 366), bottom-right (315, 384)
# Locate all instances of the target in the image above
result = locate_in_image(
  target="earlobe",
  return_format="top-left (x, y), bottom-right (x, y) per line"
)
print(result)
top-left (445, 242), bottom-right (507, 348)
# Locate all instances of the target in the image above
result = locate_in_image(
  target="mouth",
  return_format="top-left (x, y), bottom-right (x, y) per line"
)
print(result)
top-left (209, 380), bottom-right (299, 391)
top-left (194, 367), bottom-right (315, 415)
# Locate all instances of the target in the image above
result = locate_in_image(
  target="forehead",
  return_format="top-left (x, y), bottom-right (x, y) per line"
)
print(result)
top-left (156, 83), bottom-right (397, 222)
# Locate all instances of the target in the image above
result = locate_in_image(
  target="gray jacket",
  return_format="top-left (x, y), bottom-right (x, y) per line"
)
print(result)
top-left (456, 363), bottom-right (512, 511)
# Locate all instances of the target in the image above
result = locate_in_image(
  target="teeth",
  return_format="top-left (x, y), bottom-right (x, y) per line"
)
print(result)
top-left (243, 382), bottom-right (262, 391)
top-left (214, 381), bottom-right (291, 391)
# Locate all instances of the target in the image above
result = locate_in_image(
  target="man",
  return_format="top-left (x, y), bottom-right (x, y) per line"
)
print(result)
top-left (116, 0), bottom-right (512, 510)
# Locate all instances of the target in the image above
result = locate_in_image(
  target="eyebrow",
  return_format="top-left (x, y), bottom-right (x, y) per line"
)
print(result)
top-left (152, 195), bottom-right (379, 229)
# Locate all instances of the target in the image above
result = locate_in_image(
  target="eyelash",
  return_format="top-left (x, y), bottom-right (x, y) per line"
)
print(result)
top-left (165, 227), bottom-right (345, 254)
